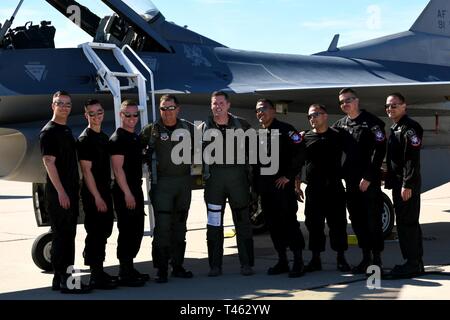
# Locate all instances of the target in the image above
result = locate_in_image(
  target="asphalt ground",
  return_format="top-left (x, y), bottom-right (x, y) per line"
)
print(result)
top-left (1, 180), bottom-right (450, 302)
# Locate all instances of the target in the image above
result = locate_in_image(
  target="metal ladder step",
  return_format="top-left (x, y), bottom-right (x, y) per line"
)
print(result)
top-left (110, 71), bottom-right (139, 78)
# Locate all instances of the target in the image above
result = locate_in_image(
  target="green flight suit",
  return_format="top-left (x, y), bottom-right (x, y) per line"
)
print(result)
top-left (201, 114), bottom-right (254, 270)
top-left (140, 118), bottom-right (194, 271)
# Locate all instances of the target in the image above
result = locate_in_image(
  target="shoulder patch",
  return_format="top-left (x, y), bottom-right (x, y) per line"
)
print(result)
top-left (406, 129), bottom-right (422, 147)
top-left (160, 132), bottom-right (169, 141)
top-left (289, 131), bottom-right (303, 144)
top-left (371, 125), bottom-right (385, 142)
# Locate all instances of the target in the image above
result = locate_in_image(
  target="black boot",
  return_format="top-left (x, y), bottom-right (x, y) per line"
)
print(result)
top-left (352, 249), bottom-right (372, 274)
top-left (267, 260), bottom-right (290, 275)
top-left (389, 260), bottom-right (423, 279)
top-left (119, 260), bottom-right (145, 287)
top-left (305, 252), bottom-right (322, 272)
top-left (268, 251), bottom-right (290, 275)
top-left (172, 265), bottom-right (193, 278)
top-left (90, 264), bottom-right (119, 290)
top-left (59, 272), bottom-right (92, 294)
top-left (337, 252), bottom-right (351, 272)
top-left (419, 259), bottom-right (425, 273)
top-left (289, 250), bottom-right (305, 278)
top-left (155, 269), bottom-right (168, 283)
top-left (132, 268), bottom-right (150, 282)
top-left (52, 272), bottom-right (61, 291)
top-left (372, 251), bottom-right (383, 270)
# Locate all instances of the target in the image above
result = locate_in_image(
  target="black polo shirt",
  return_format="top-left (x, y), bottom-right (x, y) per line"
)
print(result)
top-left (333, 110), bottom-right (386, 183)
top-left (387, 115), bottom-right (423, 189)
top-left (77, 128), bottom-right (111, 193)
top-left (109, 127), bottom-right (143, 188)
top-left (39, 121), bottom-right (79, 193)
top-left (303, 128), bottom-right (343, 187)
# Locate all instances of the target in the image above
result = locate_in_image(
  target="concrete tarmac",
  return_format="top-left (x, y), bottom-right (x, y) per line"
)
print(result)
top-left (1, 180), bottom-right (450, 300)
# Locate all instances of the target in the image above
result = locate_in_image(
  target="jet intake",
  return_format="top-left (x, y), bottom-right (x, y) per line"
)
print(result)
top-left (0, 128), bottom-right (27, 180)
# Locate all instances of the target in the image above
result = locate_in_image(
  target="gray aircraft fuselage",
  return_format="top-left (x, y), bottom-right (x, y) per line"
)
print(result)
top-left (1, 0), bottom-right (450, 189)
top-left (2, 39), bottom-right (450, 125)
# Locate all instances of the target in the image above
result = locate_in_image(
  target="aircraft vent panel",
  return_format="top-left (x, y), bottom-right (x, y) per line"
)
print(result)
top-left (0, 129), bottom-right (27, 180)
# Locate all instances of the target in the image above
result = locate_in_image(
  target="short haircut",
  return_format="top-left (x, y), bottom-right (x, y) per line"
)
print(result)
top-left (256, 98), bottom-right (275, 109)
top-left (211, 91), bottom-right (229, 101)
top-left (84, 99), bottom-right (101, 111)
top-left (339, 88), bottom-right (358, 97)
top-left (53, 90), bottom-right (71, 99)
top-left (160, 94), bottom-right (179, 106)
top-left (120, 99), bottom-right (138, 111)
top-left (309, 104), bottom-right (328, 113)
top-left (387, 92), bottom-right (406, 103)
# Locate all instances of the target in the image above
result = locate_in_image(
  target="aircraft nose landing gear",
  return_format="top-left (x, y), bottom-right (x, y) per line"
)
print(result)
top-left (31, 231), bottom-right (53, 272)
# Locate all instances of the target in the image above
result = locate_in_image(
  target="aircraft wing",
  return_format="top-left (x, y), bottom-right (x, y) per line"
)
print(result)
top-left (255, 81), bottom-right (450, 116)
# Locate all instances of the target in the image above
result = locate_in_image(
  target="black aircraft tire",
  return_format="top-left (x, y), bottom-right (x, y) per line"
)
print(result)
top-left (31, 232), bottom-right (53, 272)
top-left (382, 193), bottom-right (395, 239)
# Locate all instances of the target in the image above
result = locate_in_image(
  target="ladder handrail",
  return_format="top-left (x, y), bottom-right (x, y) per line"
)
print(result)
top-left (121, 45), bottom-right (156, 238)
top-left (122, 44), bottom-right (157, 124)
top-left (80, 43), bottom-right (122, 127)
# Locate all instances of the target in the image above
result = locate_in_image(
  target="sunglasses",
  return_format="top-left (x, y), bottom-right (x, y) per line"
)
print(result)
top-left (385, 103), bottom-right (403, 109)
top-left (53, 101), bottom-right (72, 108)
top-left (87, 110), bottom-right (104, 117)
top-left (307, 112), bottom-right (325, 120)
top-left (339, 97), bottom-right (357, 106)
top-left (122, 112), bottom-right (139, 118)
top-left (160, 106), bottom-right (178, 111)
top-left (255, 106), bottom-right (270, 113)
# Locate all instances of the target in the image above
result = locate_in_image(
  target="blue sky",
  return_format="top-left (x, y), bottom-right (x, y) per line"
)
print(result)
top-left (1, 0), bottom-right (430, 54)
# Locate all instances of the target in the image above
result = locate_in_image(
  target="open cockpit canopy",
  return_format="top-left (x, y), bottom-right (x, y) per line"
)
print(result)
top-left (1, 0), bottom-right (171, 51)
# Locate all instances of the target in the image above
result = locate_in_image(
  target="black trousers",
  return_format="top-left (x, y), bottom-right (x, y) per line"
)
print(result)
top-left (112, 183), bottom-right (145, 263)
top-left (345, 181), bottom-right (384, 252)
top-left (45, 185), bottom-right (79, 275)
top-left (305, 183), bottom-right (348, 253)
top-left (81, 186), bottom-right (114, 267)
top-left (259, 179), bottom-right (305, 256)
top-left (392, 181), bottom-right (423, 262)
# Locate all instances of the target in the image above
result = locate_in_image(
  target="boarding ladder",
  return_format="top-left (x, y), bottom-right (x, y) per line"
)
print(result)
top-left (79, 42), bottom-right (156, 236)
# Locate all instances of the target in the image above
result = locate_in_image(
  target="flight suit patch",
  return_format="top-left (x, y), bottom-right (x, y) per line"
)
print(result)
top-left (406, 129), bottom-right (421, 147)
top-left (289, 131), bottom-right (303, 144)
top-left (371, 125), bottom-right (385, 142)
top-left (160, 132), bottom-right (169, 141)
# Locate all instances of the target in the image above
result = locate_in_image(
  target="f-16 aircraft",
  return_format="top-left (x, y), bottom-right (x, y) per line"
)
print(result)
top-left (1, 0), bottom-right (449, 271)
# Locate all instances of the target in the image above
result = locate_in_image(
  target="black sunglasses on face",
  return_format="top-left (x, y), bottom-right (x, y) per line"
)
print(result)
top-left (255, 106), bottom-right (270, 113)
top-left (339, 97), bottom-right (357, 106)
top-left (122, 112), bottom-right (139, 118)
top-left (53, 101), bottom-right (72, 108)
top-left (87, 110), bottom-right (104, 117)
top-left (385, 103), bottom-right (403, 109)
top-left (307, 112), bottom-right (325, 120)
top-left (160, 106), bottom-right (178, 111)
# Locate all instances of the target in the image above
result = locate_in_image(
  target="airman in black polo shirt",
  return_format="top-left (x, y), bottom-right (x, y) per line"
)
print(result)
top-left (40, 91), bottom-right (89, 293)
top-left (385, 93), bottom-right (424, 278)
top-left (109, 100), bottom-right (148, 287)
top-left (333, 88), bottom-right (387, 274)
top-left (77, 99), bottom-right (117, 290)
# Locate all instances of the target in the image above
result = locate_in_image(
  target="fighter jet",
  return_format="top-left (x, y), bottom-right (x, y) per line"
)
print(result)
top-left (0, 0), bottom-right (449, 270)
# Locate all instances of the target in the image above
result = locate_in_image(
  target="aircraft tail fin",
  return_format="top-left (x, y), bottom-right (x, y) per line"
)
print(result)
top-left (410, 0), bottom-right (450, 36)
